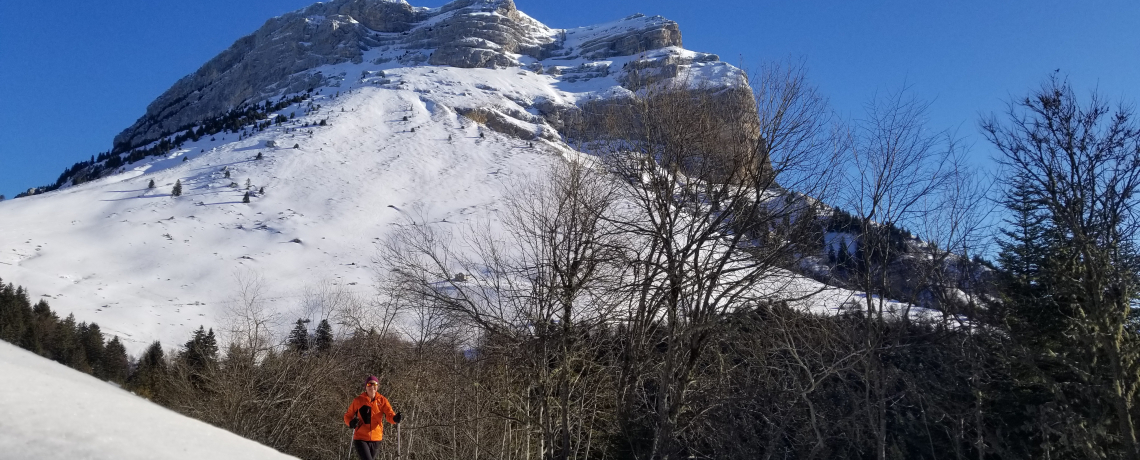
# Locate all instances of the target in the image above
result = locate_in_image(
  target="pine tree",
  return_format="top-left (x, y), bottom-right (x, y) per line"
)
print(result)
top-left (78, 322), bottom-right (105, 377)
top-left (172, 180), bottom-right (182, 197)
top-left (103, 336), bottom-right (129, 384)
top-left (224, 170), bottom-right (231, 179)
top-left (243, 191), bottom-right (251, 203)
top-left (287, 319), bottom-right (310, 353)
top-left (183, 326), bottom-right (218, 371)
top-left (148, 179), bottom-right (155, 189)
top-left (50, 313), bottom-right (84, 369)
top-left (128, 341), bottom-right (166, 399)
top-left (315, 319), bottom-right (333, 352)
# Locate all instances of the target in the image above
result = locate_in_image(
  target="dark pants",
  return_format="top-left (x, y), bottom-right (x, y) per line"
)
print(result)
top-left (353, 440), bottom-right (381, 460)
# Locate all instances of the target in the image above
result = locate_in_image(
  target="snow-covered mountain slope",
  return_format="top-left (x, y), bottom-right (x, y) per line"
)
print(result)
top-left (0, 340), bottom-right (297, 459)
top-left (0, 0), bottom-right (868, 355)
top-left (0, 1), bottom-right (758, 354)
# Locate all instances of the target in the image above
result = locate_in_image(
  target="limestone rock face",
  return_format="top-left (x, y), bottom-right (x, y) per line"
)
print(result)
top-left (111, 0), bottom-right (711, 153)
top-left (575, 15), bottom-right (682, 60)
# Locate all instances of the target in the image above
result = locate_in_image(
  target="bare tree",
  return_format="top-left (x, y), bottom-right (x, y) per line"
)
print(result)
top-left (380, 159), bottom-right (626, 460)
top-left (578, 61), bottom-right (841, 460)
top-left (983, 74), bottom-right (1140, 460)
top-left (220, 269), bottom-right (281, 363)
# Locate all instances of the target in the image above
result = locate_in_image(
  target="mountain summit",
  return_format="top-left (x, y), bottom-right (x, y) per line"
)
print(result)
top-left (0, 0), bottom-right (754, 353)
top-left (114, 0), bottom-right (688, 152)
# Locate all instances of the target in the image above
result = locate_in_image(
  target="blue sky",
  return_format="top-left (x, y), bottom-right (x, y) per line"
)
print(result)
top-left (1, 0), bottom-right (1137, 198)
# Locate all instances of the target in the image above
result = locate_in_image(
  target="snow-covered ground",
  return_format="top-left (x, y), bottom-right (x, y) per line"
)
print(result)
top-left (0, 14), bottom-right (863, 356)
top-left (0, 340), bottom-right (297, 459)
top-left (0, 33), bottom-right (762, 354)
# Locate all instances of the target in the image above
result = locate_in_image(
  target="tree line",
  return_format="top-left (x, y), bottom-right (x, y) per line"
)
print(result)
top-left (0, 277), bottom-right (130, 383)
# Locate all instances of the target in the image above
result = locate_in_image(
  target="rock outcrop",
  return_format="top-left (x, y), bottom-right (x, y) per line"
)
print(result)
top-left (110, 0), bottom-right (711, 159)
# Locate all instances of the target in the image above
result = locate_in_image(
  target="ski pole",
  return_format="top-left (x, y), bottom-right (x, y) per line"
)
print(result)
top-left (346, 417), bottom-right (357, 460)
top-left (397, 421), bottom-right (402, 460)
top-left (345, 429), bottom-right (354, 460)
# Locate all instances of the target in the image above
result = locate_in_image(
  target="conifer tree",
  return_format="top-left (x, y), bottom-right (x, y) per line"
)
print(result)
top-left (78, 322), bottom-right (105, 377)
top-left (287, 319), bottom-right (310, 353)
top-left (148, 179), bottom-right (155, 189)
top-left (182, 326), bottom-right (218, 372)
top-left (128, 341), bottom-right (166, 399)
top-left (102, 336), bottom-right (129, 384)
top-left (243, 191), bottom-right (251, 203)
top-left (314, 319), bottom-right (333, 352)
top-left (172, 180), bottom-right (182, 197)
top-left (51, 313), bottom-right (85, 369)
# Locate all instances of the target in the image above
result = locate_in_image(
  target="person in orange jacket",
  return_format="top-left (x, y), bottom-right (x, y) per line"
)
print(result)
top-left (344, 375), bottom-right (403, 460)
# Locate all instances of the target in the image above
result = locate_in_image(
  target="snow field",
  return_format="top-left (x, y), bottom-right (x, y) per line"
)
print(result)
top-left (0, 340), bottom-right (298, 459)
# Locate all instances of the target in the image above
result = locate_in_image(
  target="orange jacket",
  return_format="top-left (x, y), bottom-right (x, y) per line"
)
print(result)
top-left (344, 392), bottom-right (397, 441)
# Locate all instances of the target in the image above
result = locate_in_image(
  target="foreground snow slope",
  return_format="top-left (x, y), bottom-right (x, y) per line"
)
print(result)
top-left (0, 340), bottom-right (297, 460)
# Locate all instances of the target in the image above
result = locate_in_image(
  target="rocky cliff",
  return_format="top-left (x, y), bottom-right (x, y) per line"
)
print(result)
top-left (112, 0), bottom-right (689, 152)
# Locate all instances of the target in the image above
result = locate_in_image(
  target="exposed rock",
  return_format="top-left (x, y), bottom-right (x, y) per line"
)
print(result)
top-left (575, 15), bottom-right (682, 60)
top-left (110, 0), bottom-right (715, 159)
top-left (457, 106), bottom-right (558, 142)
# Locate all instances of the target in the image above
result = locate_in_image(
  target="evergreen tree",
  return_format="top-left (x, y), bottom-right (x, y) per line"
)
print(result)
top-left (172, 180), bottom-right (182, 197)
top-left (314, 319), bottom-right (333, 352)
top-left (128, 341), bottom-right (166, 399)
top-left (102, 336), bottom-right (129, 384)
top-left (50, 314), bottom-right (85, 369)
top-left (182, 326), bottom-right (218, 371)
top-left (148, 179), bottom-right (155, 189)
top-left (78, 322), bottom-right (105, 377)
top-left (984, 75), bottom-right (1140, 456)
top-left (287, 319), bottom-right (310, 353)
top-left (26, 299), bottom-right (56, 355)
top-left (0, 281), bottom-right (33, 348)
top-left (243, 191), bottom-right (250, 203)
top-left (997, 178), bottom-right (1050, 283)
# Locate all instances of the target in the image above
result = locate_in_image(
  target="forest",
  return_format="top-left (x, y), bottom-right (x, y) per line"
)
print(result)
top-left (3, 68), bottom-right (1139, 460)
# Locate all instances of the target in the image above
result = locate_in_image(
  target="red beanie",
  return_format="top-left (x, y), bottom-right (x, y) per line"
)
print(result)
top-left (365, 375), bottom-right (379, 385)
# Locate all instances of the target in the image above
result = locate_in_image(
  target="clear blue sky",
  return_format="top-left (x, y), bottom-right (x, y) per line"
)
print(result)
top-left (1, 0), bottom-right (1138, 198)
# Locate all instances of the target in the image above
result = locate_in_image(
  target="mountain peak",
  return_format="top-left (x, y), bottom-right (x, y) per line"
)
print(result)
top-left (112, 0), bottom-right (683, 152)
